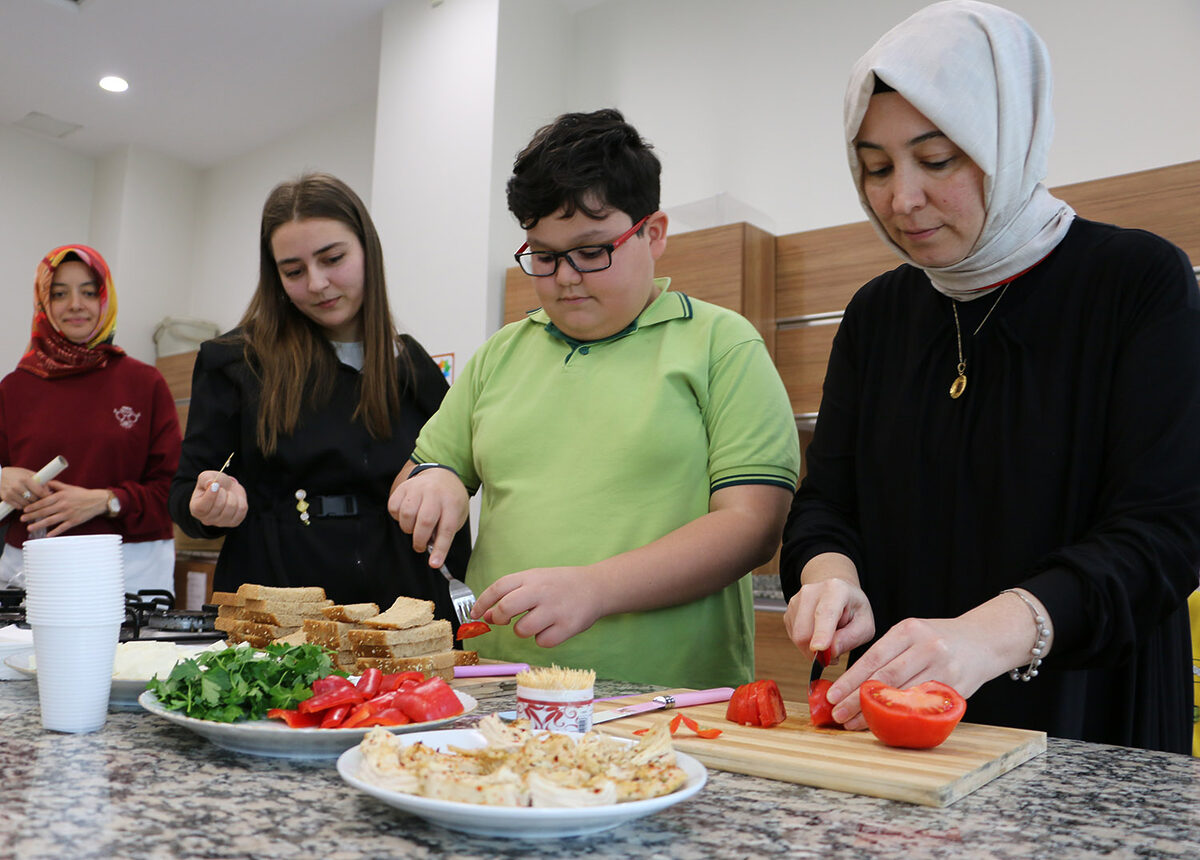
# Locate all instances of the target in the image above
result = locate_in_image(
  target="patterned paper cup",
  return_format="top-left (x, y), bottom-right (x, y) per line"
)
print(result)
top-left (516, 684), bottom-right (594, 733)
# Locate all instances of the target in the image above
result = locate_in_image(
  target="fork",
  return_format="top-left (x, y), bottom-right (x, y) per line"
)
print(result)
top-left (439, 564), bottom-right (477, 624)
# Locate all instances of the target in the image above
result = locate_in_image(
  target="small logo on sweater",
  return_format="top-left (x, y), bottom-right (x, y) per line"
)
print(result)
top-left (113, 406), bottom-right (141, 429)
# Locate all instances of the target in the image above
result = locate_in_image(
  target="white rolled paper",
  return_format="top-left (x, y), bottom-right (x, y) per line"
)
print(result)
top-left (0, 455), bottom-right (68, 522)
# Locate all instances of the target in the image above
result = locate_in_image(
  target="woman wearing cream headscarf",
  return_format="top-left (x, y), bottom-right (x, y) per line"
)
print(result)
top-left (781, 1), bottom-right (1200, 752)
top-left (0, 245), bottom-right (181, 593)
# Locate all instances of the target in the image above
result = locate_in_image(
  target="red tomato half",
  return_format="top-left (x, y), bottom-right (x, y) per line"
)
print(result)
top-left (807, 679), bottom-right (840, 728)
top-left (859, 680), bottom-right (966, 749)
top-left (725, 680), bottom-right (787, 728)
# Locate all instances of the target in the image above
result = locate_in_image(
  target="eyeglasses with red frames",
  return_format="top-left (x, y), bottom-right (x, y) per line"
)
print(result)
top-left (513, 214), bottom-right (651, 277)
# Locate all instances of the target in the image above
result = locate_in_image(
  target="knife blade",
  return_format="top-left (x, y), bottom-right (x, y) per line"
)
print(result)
top-left (591, 687), bottom-right (735, 724)
top-left (810, 648), bottom-right (831, 687)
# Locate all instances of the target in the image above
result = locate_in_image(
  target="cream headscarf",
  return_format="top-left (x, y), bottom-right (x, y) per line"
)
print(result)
top-left (844, 0), bottom-right (1075, 299)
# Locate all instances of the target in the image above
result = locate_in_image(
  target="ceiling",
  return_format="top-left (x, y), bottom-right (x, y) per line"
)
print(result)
top-left (0, 0), bottom-right (393, 168)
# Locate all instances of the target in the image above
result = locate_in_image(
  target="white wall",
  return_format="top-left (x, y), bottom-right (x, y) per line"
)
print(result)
top-left (567, 0), bottom-right (1200, 237)
top-left (371, 0), bottom-right (501, 366)
top-left (94, 146), bottom-right (201, 363)
top-left (187, 100), bottom-right (377, 334)
top-left (0, 126), bottom-right (94, 373)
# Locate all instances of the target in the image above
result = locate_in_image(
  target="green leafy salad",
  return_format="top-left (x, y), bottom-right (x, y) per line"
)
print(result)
top-left (146, 642), bottom-right (341, 722)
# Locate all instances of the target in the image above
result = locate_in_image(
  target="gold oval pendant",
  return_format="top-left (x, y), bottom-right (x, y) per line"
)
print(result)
top-left (949, 374), bottom-right (967, 399)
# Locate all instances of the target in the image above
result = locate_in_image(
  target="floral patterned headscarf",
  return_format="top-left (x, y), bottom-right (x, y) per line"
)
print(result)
top-left (17, 244), bottom-right (123, 379)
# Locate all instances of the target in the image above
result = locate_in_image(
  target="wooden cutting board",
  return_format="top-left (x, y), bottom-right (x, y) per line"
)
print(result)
top-left (594, 690), bottom-right (1046, 808)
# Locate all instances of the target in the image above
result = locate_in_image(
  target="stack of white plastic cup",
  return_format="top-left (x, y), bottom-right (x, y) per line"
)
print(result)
top-left (22, 534), bottom-right (125, 733)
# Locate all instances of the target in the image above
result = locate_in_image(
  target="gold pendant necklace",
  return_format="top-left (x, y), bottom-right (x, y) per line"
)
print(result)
top-left (949, 282), bottom-right (1011, 400)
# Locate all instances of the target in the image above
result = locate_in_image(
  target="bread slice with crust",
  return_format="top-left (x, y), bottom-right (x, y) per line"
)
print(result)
top-left (347, 620), bottom-right (451, 651)
top-left (236, 584), bottom-right (328, 602)
top-left (321, 603), bottom-right (380, 623)
top-left (353, 650), bottom-right (458, 679)
top-left (360, 596), bottom-right (435, 630)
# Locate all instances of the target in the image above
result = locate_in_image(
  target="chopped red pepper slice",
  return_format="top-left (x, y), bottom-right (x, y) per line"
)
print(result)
top-left (266, 708), bottom-right (322, 728)
top-left (356, 667), bottom-right (383, 699)
top-left (695, 727), bottom-right (723, 739)
top-left (319, 704), bottom-right (352, 728)
top-left (311, 674), bottom-right (354, 696)
top-left (299, 684), bottom-right (364, 714)
top-left (668, 713), bottom-right (682, 734)
top-left (360, 707), bottom-right (412, 727)
top-left (632, 728), bottom-right (650, 736)
top-left (393, 676), bottom-right (464, 723)
top-left (456, 621), bottom-right (491, 640)
top-left (680, 714), bottom-right (700, 732)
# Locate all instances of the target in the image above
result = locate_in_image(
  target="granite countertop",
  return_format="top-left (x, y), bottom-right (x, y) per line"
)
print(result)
top-left (1, 677), bottom-right (1199, 859)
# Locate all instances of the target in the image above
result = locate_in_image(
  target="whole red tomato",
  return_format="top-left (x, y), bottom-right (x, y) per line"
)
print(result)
top-left (859, 680), bottom-right (966, 749)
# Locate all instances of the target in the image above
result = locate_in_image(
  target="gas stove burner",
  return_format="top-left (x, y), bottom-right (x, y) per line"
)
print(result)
top-left (122, 590), bottom-right (221, 643)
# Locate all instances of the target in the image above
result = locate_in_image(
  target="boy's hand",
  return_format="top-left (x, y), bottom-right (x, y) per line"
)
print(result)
top-left (388, 466), bottom-right (469, 568)
top-left (472, 566), bottom-right (603, 648)
top-left (189, 471), bottom-right (248, 528)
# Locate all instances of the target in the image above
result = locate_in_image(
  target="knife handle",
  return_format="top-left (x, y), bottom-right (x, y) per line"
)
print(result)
top-left (659, 687), bottom-right (735, 708)
top-left (454, 663), bottom-right (530, 678)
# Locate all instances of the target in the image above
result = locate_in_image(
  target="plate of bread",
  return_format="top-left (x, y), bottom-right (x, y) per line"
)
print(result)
top-left (337, 718), bottom-right (707, 838)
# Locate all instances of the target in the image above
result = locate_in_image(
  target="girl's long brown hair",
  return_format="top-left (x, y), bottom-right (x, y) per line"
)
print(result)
top-left (235, 173), bottom-right (408, 455)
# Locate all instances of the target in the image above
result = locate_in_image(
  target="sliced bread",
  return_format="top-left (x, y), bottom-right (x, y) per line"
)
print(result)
top-left (360, 596), bottom-right (435, 630)
top-left (321, 603), bottom-right (380, 623)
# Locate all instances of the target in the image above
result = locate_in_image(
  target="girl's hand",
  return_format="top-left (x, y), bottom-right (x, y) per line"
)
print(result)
top-left (20, 481), bottom-right (107, 536)
top-left (189, 471), bottom-right (248, 528)
top-left (1, 466), bottom-right (43, 510)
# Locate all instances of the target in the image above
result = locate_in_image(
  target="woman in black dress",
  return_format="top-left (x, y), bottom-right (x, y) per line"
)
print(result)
top-left (781, 1), bottom-right (1200, 752)
top-left (170, 173), bottom-right (469, 621)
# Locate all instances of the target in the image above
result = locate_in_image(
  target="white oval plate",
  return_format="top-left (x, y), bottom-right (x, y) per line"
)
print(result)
top-left (139, 689), bottom-right (478, 759)
top-left (4, 647), bottom-right (210, 709)
top-left (336, 728), bottom-right (707, 838)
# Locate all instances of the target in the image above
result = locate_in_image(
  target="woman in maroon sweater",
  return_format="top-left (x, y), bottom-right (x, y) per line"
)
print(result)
top-left (0, 245), bottom-right (181, 593)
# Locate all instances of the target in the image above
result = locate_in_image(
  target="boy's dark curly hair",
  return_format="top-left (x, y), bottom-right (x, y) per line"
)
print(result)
top-left (506, 108), bottom-right (661, 230)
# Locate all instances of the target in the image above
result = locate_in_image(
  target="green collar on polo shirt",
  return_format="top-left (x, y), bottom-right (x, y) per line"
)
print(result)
top-left (532, 278), bottom-right (694, 348)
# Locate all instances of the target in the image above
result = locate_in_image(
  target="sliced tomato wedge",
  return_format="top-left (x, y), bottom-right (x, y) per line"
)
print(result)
top-left (456, 621), bottom-right (491, 640)
top-left (807, 678), bottom-right (840, 728)
top-left (726, 680), bottom-right (787, 727)
top-left (859, 679), bottom-right (966, 749)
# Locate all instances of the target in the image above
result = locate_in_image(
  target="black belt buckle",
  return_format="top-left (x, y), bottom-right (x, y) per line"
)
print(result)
top-left (312, 494), bottom-right (358, 517)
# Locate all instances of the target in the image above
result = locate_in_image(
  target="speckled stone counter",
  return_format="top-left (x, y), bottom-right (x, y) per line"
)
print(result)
top-left (1, 677), bottom-right (1198, 859)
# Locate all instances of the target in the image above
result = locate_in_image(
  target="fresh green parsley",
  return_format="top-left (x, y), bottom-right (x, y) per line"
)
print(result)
top-left (146, 642), bottom-right (341, 722)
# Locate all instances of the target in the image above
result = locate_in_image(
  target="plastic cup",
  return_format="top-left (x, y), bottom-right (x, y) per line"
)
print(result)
top-left (516, 684), bottom-right (595, 733)
top-left (31, 621), bottom-right (121, 733)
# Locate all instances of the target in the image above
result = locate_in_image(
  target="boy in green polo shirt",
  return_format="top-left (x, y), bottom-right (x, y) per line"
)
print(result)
top-left (388, 108), bottom-right (799, 688)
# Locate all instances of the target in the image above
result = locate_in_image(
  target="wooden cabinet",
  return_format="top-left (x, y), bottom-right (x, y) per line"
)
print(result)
top-left (504, 222), bottom-right (777, 354)
top-left (156, 350), bottom-right (224, 555)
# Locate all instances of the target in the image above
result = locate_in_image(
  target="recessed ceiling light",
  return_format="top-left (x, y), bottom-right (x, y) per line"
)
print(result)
top-left (99, 76), bottom-right (128, 93)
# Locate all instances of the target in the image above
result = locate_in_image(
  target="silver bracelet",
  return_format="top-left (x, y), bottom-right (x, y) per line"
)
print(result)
top-left (1001, 589), bottom-right (1050, 682)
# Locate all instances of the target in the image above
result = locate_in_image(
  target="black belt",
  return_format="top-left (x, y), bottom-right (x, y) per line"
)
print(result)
top-left (308, 494), bottom-right (359, 517)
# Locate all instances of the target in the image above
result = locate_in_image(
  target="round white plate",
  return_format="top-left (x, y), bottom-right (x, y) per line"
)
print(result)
top-left (138, 689), bottom-right (478, 759)
top-left (336, 728), bottom-right (707, 838)
top-left (3, 647), bottom-right (208, 709)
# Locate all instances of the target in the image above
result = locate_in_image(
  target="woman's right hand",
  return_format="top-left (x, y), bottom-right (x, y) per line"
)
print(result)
top-left (388, 466), bottom-right (469, 569)
top-left (783, 552), bottom-right (876, 658)
top-left (1, 466), bottom-right (44, 510)
top-left (188, 471), bottom-right (248, 528)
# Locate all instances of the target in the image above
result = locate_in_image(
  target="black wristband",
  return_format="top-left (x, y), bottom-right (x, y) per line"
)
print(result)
top-left (408, 462), bottom-right (459, 480)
